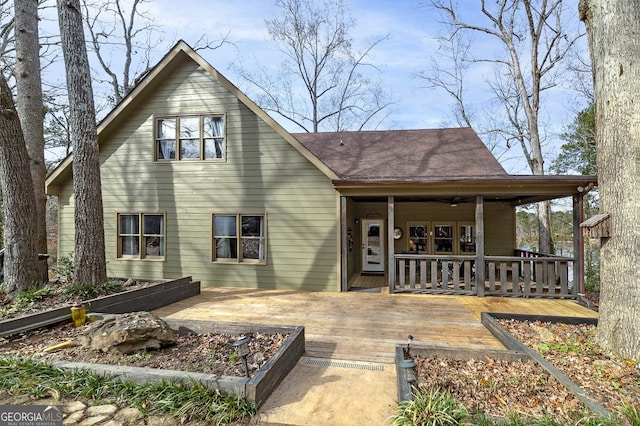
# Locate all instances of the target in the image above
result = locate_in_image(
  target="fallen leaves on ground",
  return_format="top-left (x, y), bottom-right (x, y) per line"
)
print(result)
top-left (499, 319), bottom-right (640, 415)
top-left (414, 319), bottom-right (639, 422)
top-left (0, 321), bottom-right (289, 377)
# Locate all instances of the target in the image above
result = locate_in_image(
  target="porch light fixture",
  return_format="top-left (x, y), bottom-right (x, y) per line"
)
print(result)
top-left (233, 336), bottom-right (251, 378)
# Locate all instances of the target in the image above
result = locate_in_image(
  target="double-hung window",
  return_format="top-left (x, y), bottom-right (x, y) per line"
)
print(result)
top-left (155, 115), bottom-right (225, 161)
top-left (212, 213), bottom-right (266, 263)
top-left (118, 213), bottom-right (166, 260)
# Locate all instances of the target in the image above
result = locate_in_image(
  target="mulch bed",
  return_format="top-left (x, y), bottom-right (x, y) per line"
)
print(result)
top-left (0, 320), bottom-right (289, 377)
top-left (0, 279), bottom-right (159, 320)
top-left (412, 316), bottom-right (639, 422)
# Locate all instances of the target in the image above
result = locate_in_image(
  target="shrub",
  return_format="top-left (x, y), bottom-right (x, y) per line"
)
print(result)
top-left (54, 253), bottom-right (74, 283)
top-left (391, 385), bottom-right (469, 426)
top-left (64, 280), bottom-right (124, 301)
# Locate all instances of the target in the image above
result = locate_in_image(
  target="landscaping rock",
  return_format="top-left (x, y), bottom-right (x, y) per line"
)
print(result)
top-left (80, 312), bottom-right (177, 354)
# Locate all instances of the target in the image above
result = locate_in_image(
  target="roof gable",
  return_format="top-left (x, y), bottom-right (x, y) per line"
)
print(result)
top-left (293, 128), bottom-right (507, 181)
top-left (46, 40), bottom-right (338, 194)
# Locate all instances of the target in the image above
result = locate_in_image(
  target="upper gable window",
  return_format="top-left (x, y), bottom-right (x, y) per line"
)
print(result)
top-left (155, 115), bottom-right (225, 161)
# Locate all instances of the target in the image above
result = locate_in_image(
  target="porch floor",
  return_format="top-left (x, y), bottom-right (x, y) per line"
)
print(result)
top-left (152, 287), bottom-right (597, 363)
top-left (152, 288), bottom-right (597, 426)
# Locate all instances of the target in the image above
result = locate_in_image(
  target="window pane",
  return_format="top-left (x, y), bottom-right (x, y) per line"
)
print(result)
top-left (434, 225), bottom-right (453, 253)
top-left (242, 238), bottom-right (264, 260)
top-left (241, 216), bottom-right (263, 237)
top-left (204, 139), bottom-right (224, 159)
top-left (203, 116), bottom-right (224, 137)
top-left (157, 140), bottom-right (176, 160)
top-left (157, 119), bottom-right (175, 139)
top-left (121, 236), bottom-right (139, 255)
top-left (143, 215), bottom-right (164, 235)
top-left (459, 225), bottom-right (475, 253)
top-left (215, 237), bottom-right (237, 258)
top-left (409, 225), bottom-right (428, 253)
top-left (180, 139), bottom-right (200, 159)
top-left (179, 117), bottom-right (200, 138)
top-left (145, 236), bottom-right (164, 256)
top-left (120, 215), bottom-right (139, 234)
top-left (214, 216), bottom-right (236, 236)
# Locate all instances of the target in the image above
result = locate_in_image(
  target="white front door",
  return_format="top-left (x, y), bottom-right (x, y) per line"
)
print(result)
top-left (362, 219), bottom-right (385, 273)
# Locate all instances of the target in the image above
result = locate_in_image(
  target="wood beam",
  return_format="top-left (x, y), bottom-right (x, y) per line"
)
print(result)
top-left (388, 196), bottom-right (395, 293)
top-left (475, 195), bottom-right (485, 297)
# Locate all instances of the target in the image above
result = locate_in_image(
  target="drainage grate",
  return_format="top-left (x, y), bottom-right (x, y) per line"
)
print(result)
top-left (305, 358), bottom-right (384, 371)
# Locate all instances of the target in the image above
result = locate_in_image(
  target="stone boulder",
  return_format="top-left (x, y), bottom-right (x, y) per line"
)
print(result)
top-left (81, 311), bottom-right (177, 354)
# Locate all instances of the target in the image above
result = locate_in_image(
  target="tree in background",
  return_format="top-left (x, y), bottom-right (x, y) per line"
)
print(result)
top-left (579, 0), bottom-right (640, 359)
top-left (81, 0), bottom-right (160, 106)
top-left (14, 0), bottom-right (48, 282)
top-left (552, 104), bottom-right (596, 176)
top-left (429, 0), bottom-right (583, 255)
top-left (235, 0), bottom-right (393, 133)
top-left (81, 0), bottom-right (230, 110)
top-left (552, 103), bottom-right (599, 291)
top-left (57, 0), bottom-right (106, 285)
top-left (0, 73), bottom-right (40, 293)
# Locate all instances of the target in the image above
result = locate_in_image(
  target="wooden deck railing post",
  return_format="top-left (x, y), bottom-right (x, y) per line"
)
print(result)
top-left (475, 195), bottom-right (485, 297)
top-left (388, 196), bottom-right (395, 293)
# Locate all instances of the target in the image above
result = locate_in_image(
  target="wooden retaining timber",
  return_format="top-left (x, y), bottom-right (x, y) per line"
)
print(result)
top-left (396, 313), bottom-right (608, 418)
top-left (53, 319), bottom-right (305, 406)
top-left (0, 277), bottom-right (200, 338)
top-left (164, 318), bottom-right (305, 405)
top-left (395, 344), bottom-right (528, 403)
top-left (481, 312), bottom-right (607, 417)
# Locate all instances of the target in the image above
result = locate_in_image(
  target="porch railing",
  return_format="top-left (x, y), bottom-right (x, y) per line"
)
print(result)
top-left (392, 254), bottom-right (577, 298)
top-left (394, 255), bottom-right (476, 295)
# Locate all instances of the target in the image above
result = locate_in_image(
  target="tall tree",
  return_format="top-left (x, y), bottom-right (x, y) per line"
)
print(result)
top-left (579, 0), bottom-right (640, 359)
top-left (14, 0), bottom-right (48, 282)
top-left (552, 104), bottom-right (596, 176)
top-left (235, 0), bottom-right (392, 133)
top-left (57, 0), bottom-right (106, 285)
top-left (430, 0), bottom-right (582, 254)
top-left (0, 73), bottom-right (40, 293)
top-left (81, 0), bottom-right (158, 106)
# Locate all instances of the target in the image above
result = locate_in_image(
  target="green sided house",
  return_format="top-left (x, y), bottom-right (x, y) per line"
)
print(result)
top-left (45, 41), bottom-right (597, 298)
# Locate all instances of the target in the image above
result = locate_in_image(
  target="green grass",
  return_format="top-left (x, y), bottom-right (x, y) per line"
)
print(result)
top-left (0, 356), bottom-right (256, 424)
top-left (391, 385), bottom-right (469, 426)
top-left (390, 385), bottom-right (630, 426)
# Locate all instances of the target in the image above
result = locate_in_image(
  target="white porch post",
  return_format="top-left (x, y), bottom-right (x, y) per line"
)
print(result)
top-left (388, 196), bottom-right (395, 293)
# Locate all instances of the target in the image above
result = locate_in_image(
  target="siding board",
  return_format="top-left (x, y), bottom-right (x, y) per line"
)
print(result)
top-left (60, 59), bottom-right (338, 292)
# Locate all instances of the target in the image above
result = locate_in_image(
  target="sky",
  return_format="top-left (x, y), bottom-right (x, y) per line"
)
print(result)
top-left (40, 0), bottom-right (589, 174)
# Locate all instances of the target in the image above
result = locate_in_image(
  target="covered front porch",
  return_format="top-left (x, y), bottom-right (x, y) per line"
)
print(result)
top-left (338, 176), bottom-right (597, 299)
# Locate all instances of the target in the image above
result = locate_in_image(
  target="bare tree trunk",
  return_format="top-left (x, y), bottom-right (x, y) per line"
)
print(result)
top-left (580, 0), bottom-right (640, 359)
top-left (57, 0), bottom-right (107, 285)
top-left (0, 74), bottom-right (41, 293)
top-left (14, 0), bottom-right (49, 282)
